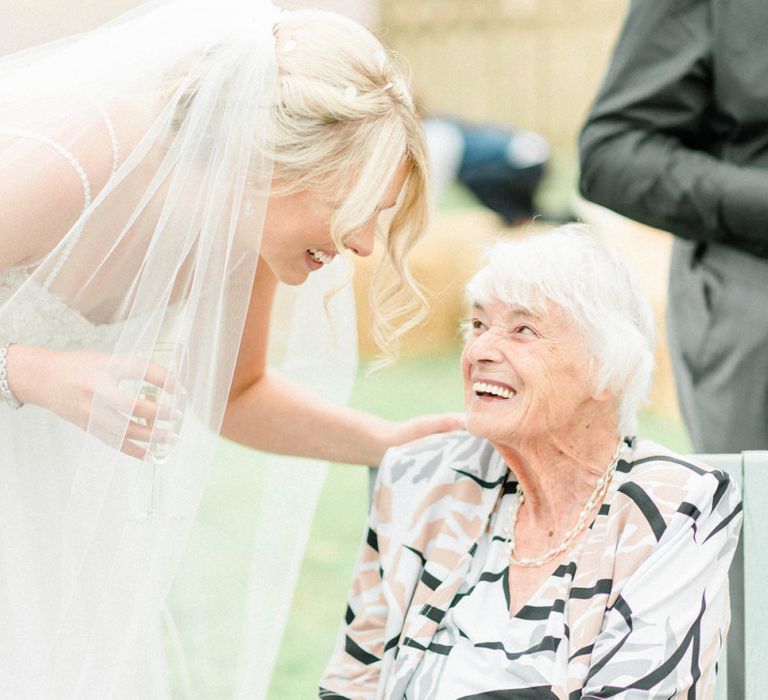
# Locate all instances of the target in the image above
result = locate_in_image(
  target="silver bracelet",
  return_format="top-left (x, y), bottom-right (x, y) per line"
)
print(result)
top-left (0, 343), bottom-right (24, 409)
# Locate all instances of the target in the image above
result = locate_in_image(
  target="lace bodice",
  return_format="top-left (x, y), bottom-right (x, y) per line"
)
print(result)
top-left (0, 268), bottom-right (122, 350)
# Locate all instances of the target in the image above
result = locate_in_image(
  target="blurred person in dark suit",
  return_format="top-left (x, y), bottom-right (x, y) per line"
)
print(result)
top-left (579, 0), bottom-right (768, 452)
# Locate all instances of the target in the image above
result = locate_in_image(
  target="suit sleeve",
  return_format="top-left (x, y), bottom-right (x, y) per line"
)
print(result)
top-left (580, 471), bottom-right (743, 698)
top-left (579, 0), bottom-right (768, 245)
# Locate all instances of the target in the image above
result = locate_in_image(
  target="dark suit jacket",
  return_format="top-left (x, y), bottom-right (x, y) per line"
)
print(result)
top-left (579, 0), bottom-right (768, 259)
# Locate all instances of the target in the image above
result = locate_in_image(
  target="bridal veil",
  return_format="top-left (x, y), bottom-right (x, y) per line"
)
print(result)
top-left (0, 0), bottom-right (357, 695)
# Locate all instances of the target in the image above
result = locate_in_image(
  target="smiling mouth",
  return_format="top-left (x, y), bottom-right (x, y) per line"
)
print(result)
top-left (308, 248), bottom-right (334, 265)
top-left (472, 381), bottom-right (515, 399)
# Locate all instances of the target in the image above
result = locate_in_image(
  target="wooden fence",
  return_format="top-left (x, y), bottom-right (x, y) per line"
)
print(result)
top-left (382, 0), bottom-right (629, 158)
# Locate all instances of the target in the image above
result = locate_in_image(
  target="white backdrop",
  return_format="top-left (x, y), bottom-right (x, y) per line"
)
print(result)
top-left (0, 0), bottom-right (379, 56)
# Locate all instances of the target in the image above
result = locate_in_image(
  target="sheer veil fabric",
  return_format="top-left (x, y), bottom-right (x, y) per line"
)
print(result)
top-left (0, 0), bottom-right (357, 695)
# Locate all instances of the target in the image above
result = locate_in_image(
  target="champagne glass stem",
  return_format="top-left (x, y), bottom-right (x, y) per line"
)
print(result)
top-left (151, 460), bottom-right (159, 515)
top-left (134, 341), bottom-right (187, 521)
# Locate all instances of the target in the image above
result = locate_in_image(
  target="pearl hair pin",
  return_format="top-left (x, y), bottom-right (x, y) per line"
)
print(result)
top-left (282, 40), bottom-right (296, 53)
top-left (506, 439), bottom-right (624, 568)
top-left (344, 86), bottom-right (357, 99)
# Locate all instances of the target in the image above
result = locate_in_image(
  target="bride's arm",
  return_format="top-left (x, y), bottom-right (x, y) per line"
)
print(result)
top-left (0, 136), bottom-right (87, 271)
top-left (221, 263), bottom-right (463, 466)
top-left (0, 119), bottom-right (173, 458)
top-left (0, 122), bottom-right (119, 271)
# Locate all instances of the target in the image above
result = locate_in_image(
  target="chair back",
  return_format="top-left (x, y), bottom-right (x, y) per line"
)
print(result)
top-left (701, 452), bottom-right (768, 700)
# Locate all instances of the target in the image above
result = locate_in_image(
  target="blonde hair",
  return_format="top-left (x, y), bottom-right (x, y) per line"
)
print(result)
top-left (270, 10), bottom-right (430, 361)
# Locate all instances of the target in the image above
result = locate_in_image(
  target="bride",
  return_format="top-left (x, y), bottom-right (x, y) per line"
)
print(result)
top-left (0, 1), bottom-right (459, 696)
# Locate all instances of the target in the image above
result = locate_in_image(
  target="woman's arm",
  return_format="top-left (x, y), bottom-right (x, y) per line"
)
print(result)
top-left (0, 123), bottom-right (116, 271)
top-left (0, 120), bottom-right (198, 458)
top-left (581, 471), bottom-right (742, 698)
top-left (221, 262), bottom-right (463, 466)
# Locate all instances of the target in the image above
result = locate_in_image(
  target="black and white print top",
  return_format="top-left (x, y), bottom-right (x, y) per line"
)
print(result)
top-left (405, 473), bottom-right (575, 698)
top-left (320, 432), bottom-right (743, 700)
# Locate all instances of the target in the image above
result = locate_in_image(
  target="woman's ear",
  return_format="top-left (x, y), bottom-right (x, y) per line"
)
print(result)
top-left (591, 386), bottom-right (615, 403)
top-left (589, 367), bottom-right (616, 404)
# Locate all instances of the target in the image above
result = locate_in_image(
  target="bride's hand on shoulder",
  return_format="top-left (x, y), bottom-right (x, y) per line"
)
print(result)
top-left (373, 412), bottom-right (466, 464)
top-left (5, 344), bottom-right (177, 459)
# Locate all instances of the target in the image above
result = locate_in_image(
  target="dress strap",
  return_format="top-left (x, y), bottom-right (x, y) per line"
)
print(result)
top-left (86, 97), bottom-right (121, 175)
top-left (0, 128), bottom-right (92, 214)
top-left (0, 128), bottom-right (99, 288)
top-left (41, 220), bottom-right (86, 290)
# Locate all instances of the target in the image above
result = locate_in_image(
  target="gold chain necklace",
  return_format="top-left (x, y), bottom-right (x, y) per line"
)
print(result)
top-left (505, 439), bottom-right (624, 568)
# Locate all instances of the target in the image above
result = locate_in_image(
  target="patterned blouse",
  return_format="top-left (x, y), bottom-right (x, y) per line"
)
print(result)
top-left (320, 432), bottom-right (742, 699)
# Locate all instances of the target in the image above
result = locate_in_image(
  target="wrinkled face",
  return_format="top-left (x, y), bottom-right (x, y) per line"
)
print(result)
top-left (461, 298), bottom-right (603, 446)
top-left (258, 160), bottom-right (408, 285)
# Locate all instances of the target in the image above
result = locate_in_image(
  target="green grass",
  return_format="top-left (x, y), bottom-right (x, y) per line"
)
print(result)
top-left (167, 351), bottom-right (689, 698)
top-left (268, 353), bottom-right (467, 698)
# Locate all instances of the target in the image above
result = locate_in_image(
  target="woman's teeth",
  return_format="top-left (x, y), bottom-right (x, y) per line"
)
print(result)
top-left (473, 382), bottom-right (513, 399)
top-left (308, 248), bottom-right (333, 265)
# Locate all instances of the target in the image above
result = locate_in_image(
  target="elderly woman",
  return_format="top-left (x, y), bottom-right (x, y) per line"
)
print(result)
top-left (320, 226), bottom-right (743, 699)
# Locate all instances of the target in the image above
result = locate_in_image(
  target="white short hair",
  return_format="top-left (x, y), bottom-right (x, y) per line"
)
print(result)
top-left (465, 224), bottom-right (656, 435)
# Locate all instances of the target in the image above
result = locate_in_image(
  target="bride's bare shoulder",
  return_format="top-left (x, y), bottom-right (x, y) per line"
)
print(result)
top-left (0, 98), bottom-right (152, 272)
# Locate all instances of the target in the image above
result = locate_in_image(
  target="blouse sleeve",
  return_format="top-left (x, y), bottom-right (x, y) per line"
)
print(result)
top-left (581, 470), bottom-right (743, 699)
top-left (319, 462), bottom-right (395, 699)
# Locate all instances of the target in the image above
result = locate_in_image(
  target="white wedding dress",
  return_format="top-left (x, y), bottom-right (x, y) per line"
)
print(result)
top-left (0, 266), bottom-right (182, 696)
top-left (0, 1), bottom-right (362, 694)
top-left (0, 259), bottom-right (357, 697)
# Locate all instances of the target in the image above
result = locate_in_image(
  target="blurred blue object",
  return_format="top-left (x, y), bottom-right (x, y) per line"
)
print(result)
top-left (424, 117), bottom-right (550, 224)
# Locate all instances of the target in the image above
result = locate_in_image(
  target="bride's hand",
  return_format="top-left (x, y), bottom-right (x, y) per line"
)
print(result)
top-left (372, 412), bottom-right (465, 465)
top-left (6, 344), bottom-right (177, 459)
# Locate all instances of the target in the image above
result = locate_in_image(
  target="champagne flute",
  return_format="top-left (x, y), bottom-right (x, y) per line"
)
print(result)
top-left (135, 341), bottom-right (187, 520)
